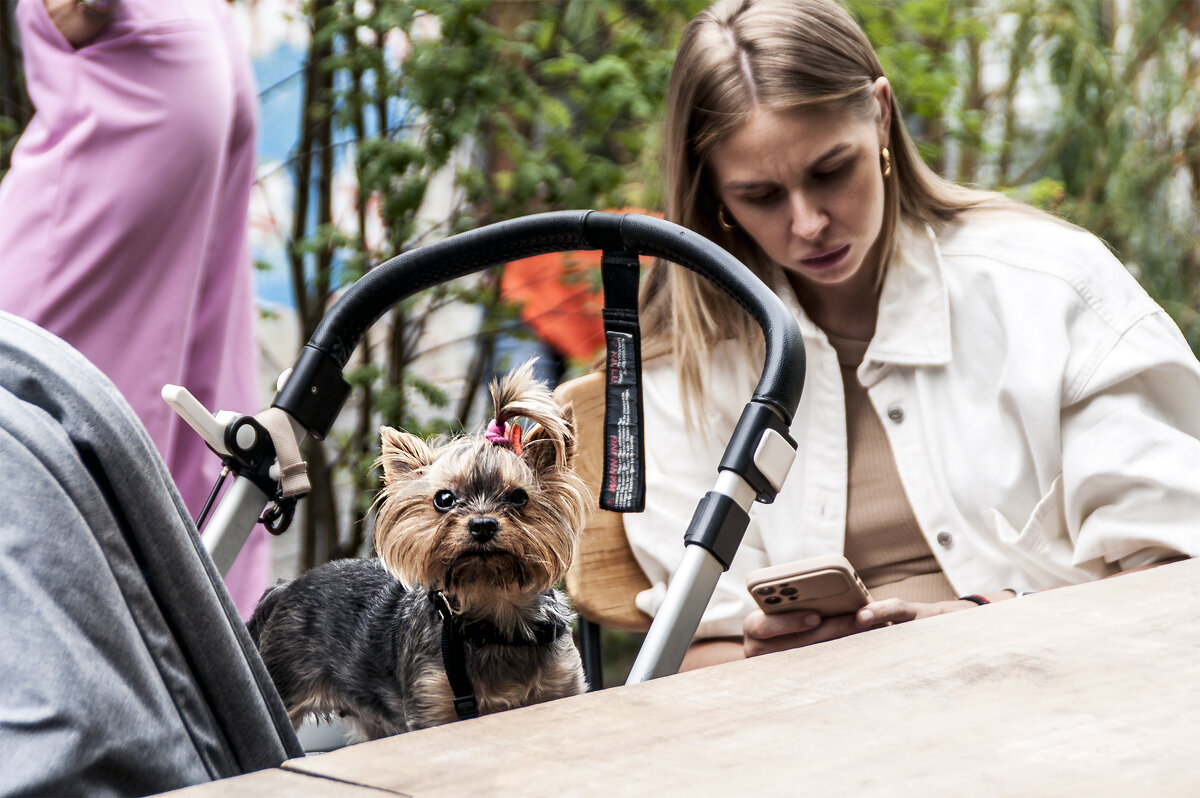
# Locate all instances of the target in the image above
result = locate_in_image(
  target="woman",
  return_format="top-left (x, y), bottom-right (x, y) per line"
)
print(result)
top-left (624, 0), bottom-right (1200, 669)
top-left (0, 0), bottom-right (269, 616)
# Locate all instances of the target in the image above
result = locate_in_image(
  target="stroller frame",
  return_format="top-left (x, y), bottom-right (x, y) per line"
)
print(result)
top-left (195, 210), bottom-right (806, 682)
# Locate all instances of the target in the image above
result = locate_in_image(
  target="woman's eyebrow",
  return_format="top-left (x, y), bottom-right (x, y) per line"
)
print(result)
top-left (721, 142), bottom-right (855, 190)
top-left (722, 178), bottom-right (775, 190)
top-left (810, 143), bottom-right (851, 169)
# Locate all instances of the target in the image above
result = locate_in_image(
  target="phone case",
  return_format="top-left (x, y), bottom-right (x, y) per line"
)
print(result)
top-left (746, 554), bottom-right (872, 616)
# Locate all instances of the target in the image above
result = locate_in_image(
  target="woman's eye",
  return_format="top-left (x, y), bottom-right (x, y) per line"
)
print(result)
top-left (740, 189), bottom-right (779, 205)
top-left (507, 488), bottom-right (528, 508)
top-left (813, 161), bottom-right (850, 182)
top-left (433, 489), bottom-right (457, 512)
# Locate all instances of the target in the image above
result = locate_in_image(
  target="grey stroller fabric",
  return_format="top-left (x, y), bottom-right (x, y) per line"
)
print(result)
top-left (0, 313), bottom-right (302, 796)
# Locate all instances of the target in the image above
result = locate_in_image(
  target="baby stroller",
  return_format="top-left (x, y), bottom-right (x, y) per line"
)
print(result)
top-left (0, 211), bottom-right (804, 794)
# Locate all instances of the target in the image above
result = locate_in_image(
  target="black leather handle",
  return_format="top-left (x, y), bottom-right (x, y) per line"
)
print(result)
top-left (275, 211), bottom-right (805, 438)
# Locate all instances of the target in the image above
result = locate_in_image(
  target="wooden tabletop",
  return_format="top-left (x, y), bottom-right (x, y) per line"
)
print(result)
top-left (169, 558), bottom-right (1200, 796)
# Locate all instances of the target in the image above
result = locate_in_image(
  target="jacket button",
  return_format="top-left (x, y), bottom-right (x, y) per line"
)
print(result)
top-left (936, 531), bottom-right (953, 548)
top-left (887, 405), bottom-right (904, 422)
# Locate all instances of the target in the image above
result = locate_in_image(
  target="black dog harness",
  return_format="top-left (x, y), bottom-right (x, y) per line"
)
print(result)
top-left (430, 590), bottom-right (570, 720)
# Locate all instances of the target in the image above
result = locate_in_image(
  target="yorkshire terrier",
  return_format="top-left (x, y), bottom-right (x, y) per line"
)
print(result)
top-left (247, 362), bottom-right (590, 741)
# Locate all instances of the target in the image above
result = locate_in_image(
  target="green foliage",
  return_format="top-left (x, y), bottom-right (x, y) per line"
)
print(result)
top-left (308, 0), bottom-right (706, 391)
top-left (851, 0), bottom-right (985, 168)
top-left (849, 0), bottom-right (1200, 352)
top-left (286, 0), bottom-right (700, 561)
top-left (378, 0), bottom-right (701, 221)
top-left (0, 115), bottom-right (19, 173)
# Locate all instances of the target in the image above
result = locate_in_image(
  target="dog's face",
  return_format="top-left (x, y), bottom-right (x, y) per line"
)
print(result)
top-left (373, 412), bottom-right (587, 614)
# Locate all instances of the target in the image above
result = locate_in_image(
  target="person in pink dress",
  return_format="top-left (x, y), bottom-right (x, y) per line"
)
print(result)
top-left (0, 0), bottom-right (269, 617)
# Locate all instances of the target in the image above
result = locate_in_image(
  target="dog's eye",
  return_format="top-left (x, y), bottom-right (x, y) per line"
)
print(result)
top-left (507, 488), bottom-right (528, 508)
top-left (433, 489), bottom-right (457, 512)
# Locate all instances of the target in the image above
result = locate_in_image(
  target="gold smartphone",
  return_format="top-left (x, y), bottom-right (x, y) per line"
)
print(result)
top-left (746, 554), bottom-right (872, 616)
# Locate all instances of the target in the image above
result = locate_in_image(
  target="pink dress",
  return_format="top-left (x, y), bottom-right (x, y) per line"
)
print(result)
top-left (0, 0), bottom-right (268, 617)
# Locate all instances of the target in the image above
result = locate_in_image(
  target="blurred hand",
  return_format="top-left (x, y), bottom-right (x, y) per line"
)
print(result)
top-left (44, 0), bottom-right (117, 48)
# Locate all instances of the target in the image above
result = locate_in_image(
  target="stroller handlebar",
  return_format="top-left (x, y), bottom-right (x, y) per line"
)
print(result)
top-left (275, 211), bottom-right (805, 440)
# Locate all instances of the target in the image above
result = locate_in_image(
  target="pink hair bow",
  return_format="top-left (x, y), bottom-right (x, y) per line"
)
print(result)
top-left (485, 418), bottom-right (523, 456)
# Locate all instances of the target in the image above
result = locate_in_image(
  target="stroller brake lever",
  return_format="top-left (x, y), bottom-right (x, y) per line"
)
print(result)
top-left (161, 384), bottom-right (240, 457)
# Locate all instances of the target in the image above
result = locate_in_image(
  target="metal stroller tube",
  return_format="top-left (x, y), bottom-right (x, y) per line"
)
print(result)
top-left (263, 210), bottom-right (805, 682)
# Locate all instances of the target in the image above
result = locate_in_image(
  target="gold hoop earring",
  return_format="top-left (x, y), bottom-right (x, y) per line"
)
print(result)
top-left (718, 205), bottom-right (737, 230)
top-left (880, 147), bottom-right (892, 179)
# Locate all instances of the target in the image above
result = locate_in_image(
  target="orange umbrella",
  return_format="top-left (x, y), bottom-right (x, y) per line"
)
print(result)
top-left (500, 209), bottom-right (661, 363)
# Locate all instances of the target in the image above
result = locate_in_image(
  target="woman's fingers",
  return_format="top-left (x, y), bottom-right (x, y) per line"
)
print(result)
top-left (743, 609), bottom-right (862, 657)
top-left (858, 597), bottom-right (978, 627)
top-left (744, 598), bottom-right (985, 658)
top-left (745, 608), bottom-right (821, 639)
top-left (856, 598), bottom-right (919, 628)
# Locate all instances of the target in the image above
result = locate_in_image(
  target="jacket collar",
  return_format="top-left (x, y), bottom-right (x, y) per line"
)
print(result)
top-left (772, 221), bottom-right (952, 374)
top-left (865, 221), bottom-right (952, 368)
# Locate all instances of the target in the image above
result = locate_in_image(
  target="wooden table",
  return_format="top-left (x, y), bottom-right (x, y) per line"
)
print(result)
top-left (170, 558), bottom-right (1200, 796)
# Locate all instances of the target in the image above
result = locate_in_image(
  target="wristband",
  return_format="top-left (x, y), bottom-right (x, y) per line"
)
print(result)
top-left (958, 594), bottom-right (990, 606)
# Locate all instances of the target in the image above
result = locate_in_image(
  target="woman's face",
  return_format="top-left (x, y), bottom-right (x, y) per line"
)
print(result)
top-left (709, 79), bottom-right (891, 296)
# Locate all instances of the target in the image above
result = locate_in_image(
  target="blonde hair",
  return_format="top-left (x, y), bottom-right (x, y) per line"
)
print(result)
top-left (641, 0), bottom-right (1002, 417)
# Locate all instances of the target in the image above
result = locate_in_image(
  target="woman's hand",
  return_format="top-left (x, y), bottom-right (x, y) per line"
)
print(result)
top-left (743, 597), bottom-right (983, 658)
top-left (44, 0), bottom-right (118, 48)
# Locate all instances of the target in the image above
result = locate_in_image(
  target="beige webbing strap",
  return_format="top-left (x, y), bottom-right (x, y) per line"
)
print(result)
top-left (255, 407), bottom-right (310, 498)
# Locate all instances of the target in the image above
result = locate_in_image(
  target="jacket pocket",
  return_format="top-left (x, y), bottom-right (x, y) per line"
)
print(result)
top-left (981, 475), bottom-right (1110, 585)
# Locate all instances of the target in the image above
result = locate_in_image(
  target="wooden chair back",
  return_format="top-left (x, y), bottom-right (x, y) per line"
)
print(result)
top-left (555, 373), bottom-right (652, 638)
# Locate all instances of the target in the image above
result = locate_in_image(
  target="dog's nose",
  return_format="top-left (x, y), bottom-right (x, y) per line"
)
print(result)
top-left (467, 517), bottom-right (498, 543)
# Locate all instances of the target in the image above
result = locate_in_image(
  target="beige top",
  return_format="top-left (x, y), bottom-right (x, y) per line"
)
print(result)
top-left (828, 332), bottom-right (957, 604)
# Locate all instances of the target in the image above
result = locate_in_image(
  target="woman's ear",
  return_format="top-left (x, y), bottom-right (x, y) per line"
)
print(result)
top-left (872, 76), bottom-right (892, 147)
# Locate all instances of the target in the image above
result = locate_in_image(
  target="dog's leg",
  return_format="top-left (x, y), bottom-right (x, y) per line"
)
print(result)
top-left (406, 667), bottom-right (461, 730)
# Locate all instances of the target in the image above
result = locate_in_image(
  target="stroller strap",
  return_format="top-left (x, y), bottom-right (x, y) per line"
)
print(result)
top-left (255, 406), bottom-right (310, 498)
top-left (599, 249), bottom-right (646, 514)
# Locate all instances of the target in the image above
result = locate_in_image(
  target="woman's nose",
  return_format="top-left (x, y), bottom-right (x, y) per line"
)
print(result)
top-left (789, 192), bottom-right (827, 240)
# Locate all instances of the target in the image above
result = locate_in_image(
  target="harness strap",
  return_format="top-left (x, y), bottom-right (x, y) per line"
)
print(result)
top-left (433, 591), bottom-right (480, 721)
top-left (458, 614), bottom-right (568, 647)
top-left (431, 590), bottom-right (571, 721)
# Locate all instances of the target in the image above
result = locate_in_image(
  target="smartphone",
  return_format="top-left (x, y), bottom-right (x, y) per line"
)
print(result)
top-left (746, 554), bottom-right (872, 616)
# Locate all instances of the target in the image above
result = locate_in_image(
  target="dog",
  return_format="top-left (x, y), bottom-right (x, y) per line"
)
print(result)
top-left (247, 362), bottom-right (590, 741)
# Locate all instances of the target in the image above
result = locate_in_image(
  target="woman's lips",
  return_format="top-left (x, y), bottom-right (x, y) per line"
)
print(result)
top-left (800, 243), bottom-right (850, 270)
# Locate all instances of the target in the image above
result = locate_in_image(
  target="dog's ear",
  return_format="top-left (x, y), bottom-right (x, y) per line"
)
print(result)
top-left (521, 404), bottom-right (576, 478)
top-left (378, 425), bottom-right (433, 484)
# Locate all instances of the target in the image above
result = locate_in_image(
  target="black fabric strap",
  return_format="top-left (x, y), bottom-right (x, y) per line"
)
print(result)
top-left (433, 591), bottom-right (479, 720)
top-left (599, 249), bottom-right (646, 513)
top-left (431, 590), bottom-right (569, 721)
top-left (458, 598), bottom-right (569, 647)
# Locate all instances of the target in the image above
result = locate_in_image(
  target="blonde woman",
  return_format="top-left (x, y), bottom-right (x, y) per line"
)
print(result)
top-left (626, 0), bottom-right (1200, 669)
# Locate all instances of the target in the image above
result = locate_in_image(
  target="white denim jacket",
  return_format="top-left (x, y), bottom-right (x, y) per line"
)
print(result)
top-left (626, 210), bottom-right (1200, 639)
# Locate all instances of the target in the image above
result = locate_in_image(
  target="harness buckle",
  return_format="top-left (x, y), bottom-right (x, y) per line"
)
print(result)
top-left (433, 590), bottom-right (458, 620)
top-left (452, 694), bottom-right (480, 720)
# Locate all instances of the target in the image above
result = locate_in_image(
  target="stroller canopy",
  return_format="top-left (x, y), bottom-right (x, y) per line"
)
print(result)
top-left (0, 312), bottom-right (301, 796)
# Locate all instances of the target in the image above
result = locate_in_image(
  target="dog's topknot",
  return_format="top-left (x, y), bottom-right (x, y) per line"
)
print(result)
top-left (487, 360), bottom-right (573, 469)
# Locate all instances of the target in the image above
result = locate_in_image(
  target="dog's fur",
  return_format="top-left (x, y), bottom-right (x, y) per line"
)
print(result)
top-left (247, 363), bottom-right (590, 740)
